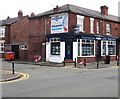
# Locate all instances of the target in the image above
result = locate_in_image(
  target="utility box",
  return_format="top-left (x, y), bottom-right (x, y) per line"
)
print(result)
top-left (5, 52), bottom-right (15, 60)
top-left (34, 55), bottom-right (41, 62)
top-left (104, 55), bottom-right (110, 64)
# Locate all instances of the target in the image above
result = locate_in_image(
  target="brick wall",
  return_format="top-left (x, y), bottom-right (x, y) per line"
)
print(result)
top-left (28, 17), bottom-right (49, 61)
top-left (10, 16), bottom-right (29, 44)
top-left (4, 16), bottom-right (29, 60)
top-left (28, 12), bottom-right (119, 62)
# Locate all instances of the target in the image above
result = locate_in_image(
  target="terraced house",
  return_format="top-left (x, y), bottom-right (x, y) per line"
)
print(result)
top-left (0, 10), bottom-right (29, 60)
top-left (28, 4), bottom-right (120, 63)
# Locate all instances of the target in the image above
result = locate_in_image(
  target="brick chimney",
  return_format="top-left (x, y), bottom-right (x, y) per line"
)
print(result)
top-left (7, 16), bottom-right (11, 20)
top-left (100, 5), bottom-right (108, 16)
top-left (31, 12), bottom-right (35, 17)
top-left (18, 10), bottom-right (23, 19)
top-left (53, 5), bottom-right (61, 12)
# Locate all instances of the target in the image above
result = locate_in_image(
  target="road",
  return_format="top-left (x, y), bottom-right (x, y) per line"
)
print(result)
top-left (2, 61), bottom-right (119, 97)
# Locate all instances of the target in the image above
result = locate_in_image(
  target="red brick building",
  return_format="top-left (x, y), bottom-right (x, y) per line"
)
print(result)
top-left (0, 10), bottom-right (29, 60)
top-left (28, 4), bottom-right (120, 63)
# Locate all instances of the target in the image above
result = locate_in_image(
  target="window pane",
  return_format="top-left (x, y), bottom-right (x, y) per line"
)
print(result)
top-left (51, 42), bottom-right (60, 55)
top-left (82, 44), bottom-right (94, 56)
top-left (108, 45), bottom-right (115, 55)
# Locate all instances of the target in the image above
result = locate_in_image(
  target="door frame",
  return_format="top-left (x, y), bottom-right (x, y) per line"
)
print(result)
top-left (65, 38), bottom-right (73, 60)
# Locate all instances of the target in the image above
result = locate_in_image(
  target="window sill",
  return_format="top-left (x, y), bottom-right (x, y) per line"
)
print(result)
top-left (77, 56), bottom-right (95, 57)
top-left (101, 55), bottom-right (116, 56)
top-left (49, 55), bottom-right (61, 57)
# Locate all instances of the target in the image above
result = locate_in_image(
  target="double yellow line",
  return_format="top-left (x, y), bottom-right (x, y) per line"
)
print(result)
top-left (0, 71), bottom-right (30, 84)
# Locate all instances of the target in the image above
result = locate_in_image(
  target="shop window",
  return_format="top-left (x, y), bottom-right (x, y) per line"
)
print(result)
top-left (101, 41), bottom-right (116, 56)
top-left (108, 41), bottom-right (116, 55)
top-left (78, 39), bottom-right (95, 56)
top-left (102, 41), bottom-right (107, 55)
top-left (50, 38), bottom-right (60, 55)
top-left (51, 42), bottom-right (60, 55)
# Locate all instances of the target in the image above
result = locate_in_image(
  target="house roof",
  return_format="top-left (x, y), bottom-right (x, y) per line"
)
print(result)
top-left (0, 16), bottom-right (28, 26)
top-left (29, 4), bottom-right (120, 23)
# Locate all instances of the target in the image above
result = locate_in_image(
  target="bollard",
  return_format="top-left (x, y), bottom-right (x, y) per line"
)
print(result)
top-left (74, 58), bottom-right (76, 67)
top-left (117, 57), bottom-right (119, 66)
top-left (117, 58), bottom-right (119, 66)
top-left (84, 59), bottom-right (86, 67)
top-left (12, 62), bottom-right (15, 74)
top-left (97, 60), bottom-right (99, 68)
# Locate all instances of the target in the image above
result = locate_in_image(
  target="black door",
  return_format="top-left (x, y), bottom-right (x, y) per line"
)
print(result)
top-left (65, 38), bottom-right (73, 60)
top-left (12, 45), bottom-right (19, 59)
top-left (96, 40), bottom-right (101, 61)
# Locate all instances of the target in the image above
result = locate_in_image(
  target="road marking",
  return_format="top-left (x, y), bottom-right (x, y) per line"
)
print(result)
top-left (0, 71), bottom-right (30, 84)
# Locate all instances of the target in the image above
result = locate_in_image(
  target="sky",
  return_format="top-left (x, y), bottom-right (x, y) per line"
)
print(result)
top-left (0, 0), bottom-right (120, 20)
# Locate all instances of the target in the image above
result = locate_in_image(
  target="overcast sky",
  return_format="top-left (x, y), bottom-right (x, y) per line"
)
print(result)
top-left (0, 0), bottom-right (120, 20)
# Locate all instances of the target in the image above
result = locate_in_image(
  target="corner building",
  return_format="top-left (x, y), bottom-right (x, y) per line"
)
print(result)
top-left (29, 4), bottom-right (120, 63)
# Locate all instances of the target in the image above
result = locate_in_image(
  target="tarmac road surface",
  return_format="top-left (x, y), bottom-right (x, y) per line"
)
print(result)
top-left (2, 61), bottom-right (119, 97)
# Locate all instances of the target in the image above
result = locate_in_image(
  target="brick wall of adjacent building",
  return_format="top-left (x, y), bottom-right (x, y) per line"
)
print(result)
top-left (4, 16), bottom-right (29, 60)
top-left (10, 16), bottom-right (29, 44)
top-left (28, 17), bottom-right (51, 61)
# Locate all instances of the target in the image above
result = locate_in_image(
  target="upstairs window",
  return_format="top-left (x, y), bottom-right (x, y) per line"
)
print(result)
top-left (106, 24), bottom-right (111, 35)
top-left (96, 22), bottom-right (100, 34)
top-left (0, 27), bottom-right (5, 37)
top-left (90, 18), bottom-right (94, 33)
top-left (77, 15), bottom-right (84, 32)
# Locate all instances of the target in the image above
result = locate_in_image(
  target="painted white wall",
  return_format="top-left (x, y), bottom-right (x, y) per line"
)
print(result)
top-left (73, 41), bottom-right (78, 62)
top-left (46, 42), bottom-right (65, 63)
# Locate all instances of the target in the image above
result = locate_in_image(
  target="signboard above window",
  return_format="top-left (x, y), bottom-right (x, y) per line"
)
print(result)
top-left (51, 13), bottom-right (68, 34)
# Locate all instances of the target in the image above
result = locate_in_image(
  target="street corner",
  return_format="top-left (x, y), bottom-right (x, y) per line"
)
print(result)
top-left (0, 70), bottom-right (30, 84)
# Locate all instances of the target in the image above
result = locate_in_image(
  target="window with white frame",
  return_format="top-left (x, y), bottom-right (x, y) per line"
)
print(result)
top-left (101, 40), bottom-right (116, 56)
top-left (50, 38), bottom-right (60, 55)
top-left (0, 42), bottom-right (4, 53)
top-left (78, 39), bottom-right (95, 56)
top-left (77, 15), bottom-right (84, 32)
top-left (21, 45), bottom-right (27, 50)
top-left (106, 24), bottom-right (111, 35)
top-left (0, 27), bottom-right (5, 37)
top-left (90, 18), bottom-right (94, 33)
top-left (108, 41), bottom-right (116, 55)
top-left (96, 21), bottom-right (100, 34)
top-left (101, 41), bottom-right (107, 55)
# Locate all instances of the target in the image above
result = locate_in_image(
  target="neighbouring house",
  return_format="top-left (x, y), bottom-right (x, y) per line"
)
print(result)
top-left (0, 10), bottom-right (29, 60)
top-left (0, 21), bottom-right (5, 58)
top-left (28, 4), bottom-right (120, 63)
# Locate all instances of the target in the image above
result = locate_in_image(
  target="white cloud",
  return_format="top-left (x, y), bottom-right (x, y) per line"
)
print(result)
top-left (0, 0), bottom-right (119, 20)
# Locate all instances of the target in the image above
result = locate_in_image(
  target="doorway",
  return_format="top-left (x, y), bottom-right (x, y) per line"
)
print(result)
top-left (65, 38), bottom-right (73, 60)
top-left (12, 45), bottom-right (19, 59)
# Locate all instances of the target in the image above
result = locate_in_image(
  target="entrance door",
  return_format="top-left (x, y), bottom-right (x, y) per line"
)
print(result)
top-left (96, 40), bottom-right (101, 61)
top-left (12, 45), bottom-right (19, 59)
top-left (65, 38), bottom-right (73, 60)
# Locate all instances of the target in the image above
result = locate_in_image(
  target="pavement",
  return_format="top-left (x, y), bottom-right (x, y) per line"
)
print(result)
top-left (1, 60), bottom-right (119, 82)
top-left (0, 70), bottom-right (21, 82)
